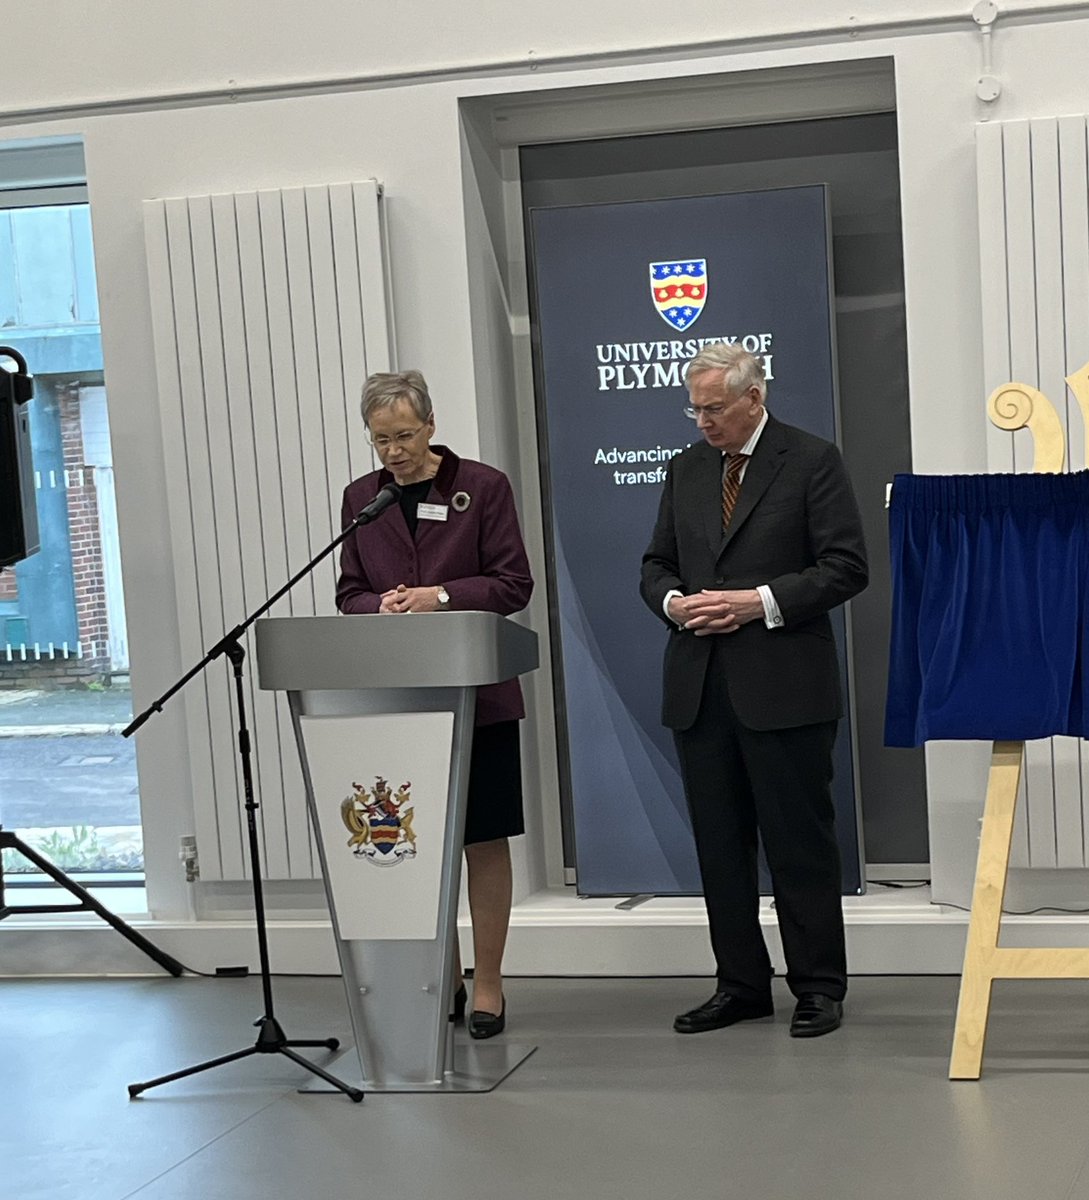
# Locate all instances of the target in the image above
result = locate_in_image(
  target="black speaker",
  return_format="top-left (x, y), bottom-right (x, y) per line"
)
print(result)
top-left (0, 347), bottom-right (39, 570)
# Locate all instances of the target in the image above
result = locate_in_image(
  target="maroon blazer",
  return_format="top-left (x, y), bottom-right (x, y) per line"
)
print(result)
top-left (335, 446), bottom-right (534, 725)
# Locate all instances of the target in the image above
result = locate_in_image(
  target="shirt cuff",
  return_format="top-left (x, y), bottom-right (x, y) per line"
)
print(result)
top-left (757, 585), bottom-right (784, 629)
top-left (663, 589), bottom-right (685, 627)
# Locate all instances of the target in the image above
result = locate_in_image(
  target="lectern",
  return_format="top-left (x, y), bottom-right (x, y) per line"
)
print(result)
top-left (255, 612), bottom-right (539, 1092)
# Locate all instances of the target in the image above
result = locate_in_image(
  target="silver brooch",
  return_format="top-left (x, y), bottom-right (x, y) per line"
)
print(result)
top-left (451, 491), bottom-right (471, 513)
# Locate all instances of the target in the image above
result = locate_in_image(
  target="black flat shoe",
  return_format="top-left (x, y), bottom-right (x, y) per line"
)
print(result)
top-left (468, 1000), bottom-right (506, 1040)
top-left (789, 994), bottom-right (843, 1038)
top-left (450, 983), bottom-right (468, 1024)
top-left (673, 990), bottom-right (773, 1034)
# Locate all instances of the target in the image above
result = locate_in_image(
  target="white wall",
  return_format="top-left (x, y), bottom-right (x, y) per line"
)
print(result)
top-left (4, 1), bottom-right (1089, 966)
top-left (33, 87), bottom-right (487, 918)
top-left (1, 1), bottom-right (1081, 116)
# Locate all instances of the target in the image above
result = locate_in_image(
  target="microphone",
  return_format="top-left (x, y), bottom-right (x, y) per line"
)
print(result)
top-left (354, 482), bottom-right (402, 525)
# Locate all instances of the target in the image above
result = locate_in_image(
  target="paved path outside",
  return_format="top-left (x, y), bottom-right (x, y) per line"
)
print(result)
top-left (0, 731), bottom-right (139, 828)
top-left (0, 685), bottom-right (141, 867)
top-left (0, 682), bottom-right (134, 737)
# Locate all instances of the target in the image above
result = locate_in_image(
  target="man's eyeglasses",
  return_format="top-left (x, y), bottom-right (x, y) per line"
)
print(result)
top-left (684, 387), bottom-right (757, 420)
top-left (684, 403), bottom-right (728, 420)
top-left (368, 426), bottom-right (428, 450)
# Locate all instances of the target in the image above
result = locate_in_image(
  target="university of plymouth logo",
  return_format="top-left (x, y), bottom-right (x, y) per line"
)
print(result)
top-left (649, 259), bottom-right (707, 331)
top-left (340, 776), bottom-right (417, 866)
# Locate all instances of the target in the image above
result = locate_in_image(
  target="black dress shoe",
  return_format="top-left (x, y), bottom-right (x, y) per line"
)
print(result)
top-left (789, 994), bottom-right (843, 1038)
top-left (450, 983), bottom-right (467, 1025)
top-left (673, 990), bottom-right (773, 1034)
top-left (468, 1000), bottom-right (506, 1040)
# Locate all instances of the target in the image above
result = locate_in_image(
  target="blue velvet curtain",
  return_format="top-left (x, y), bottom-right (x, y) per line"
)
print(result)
top-left (886, 471), bottom-right (1089, 745)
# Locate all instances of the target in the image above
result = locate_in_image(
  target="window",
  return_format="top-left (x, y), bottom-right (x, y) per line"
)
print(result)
top-left (0, 140), bottom-right (143, 896)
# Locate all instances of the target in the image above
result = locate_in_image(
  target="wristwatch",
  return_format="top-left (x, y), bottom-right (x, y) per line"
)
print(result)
top-left (436, 586), bottom-right (451, 609)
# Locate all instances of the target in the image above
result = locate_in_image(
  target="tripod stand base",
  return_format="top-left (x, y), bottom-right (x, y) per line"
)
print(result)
top-left (299, 1039), bottom-right (537, 1094)
top-left (127, 1017), bottom-right (364, 1102)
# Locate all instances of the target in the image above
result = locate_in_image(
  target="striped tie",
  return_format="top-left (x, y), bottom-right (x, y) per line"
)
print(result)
top-left (722, 453), bottom-right (748, 530)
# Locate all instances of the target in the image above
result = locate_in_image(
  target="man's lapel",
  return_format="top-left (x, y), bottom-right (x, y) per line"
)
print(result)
top-left (690, 444), bottom-right (727, 552)
top-left (717, 416), bottom-right (787, 558)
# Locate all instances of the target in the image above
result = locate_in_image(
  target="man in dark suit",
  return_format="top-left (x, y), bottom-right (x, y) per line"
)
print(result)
top-left (641, 344), bottom-right (868, 1038)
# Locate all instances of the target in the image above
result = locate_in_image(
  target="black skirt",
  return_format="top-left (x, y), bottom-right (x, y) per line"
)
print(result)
top-left (464, 720), bottom-right (525, 845)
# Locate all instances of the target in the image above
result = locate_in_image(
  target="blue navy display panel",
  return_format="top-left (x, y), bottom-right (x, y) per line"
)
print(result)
top-left (528, 186), bottom-right (863, 896)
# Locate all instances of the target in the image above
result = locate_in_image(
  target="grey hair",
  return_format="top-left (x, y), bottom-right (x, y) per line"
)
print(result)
top-left (685, 343), bottom-right (767, 402)
top-left (360, 370), bottom-right (434, 426)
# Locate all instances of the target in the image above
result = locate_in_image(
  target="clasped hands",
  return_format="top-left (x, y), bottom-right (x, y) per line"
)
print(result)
top-left (668, 589), bottom-right (764, 636)
top-left (379, 584), bottom-right (441, 613)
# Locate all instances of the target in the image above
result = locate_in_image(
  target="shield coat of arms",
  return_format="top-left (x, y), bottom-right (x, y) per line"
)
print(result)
top-left (339, 776), bottom-right (418, 867)
top-left (649, 259), bottom-right (708, 331)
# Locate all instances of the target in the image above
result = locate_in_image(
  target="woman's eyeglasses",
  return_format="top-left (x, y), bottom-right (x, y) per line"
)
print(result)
top-left (368, 426), bottom-right (428, 450)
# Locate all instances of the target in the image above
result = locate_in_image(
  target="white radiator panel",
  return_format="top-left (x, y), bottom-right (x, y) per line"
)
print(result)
top-left (977, 119), bottom-right (1089, 869)
top-left (144, 181), bottom-right (391, 880)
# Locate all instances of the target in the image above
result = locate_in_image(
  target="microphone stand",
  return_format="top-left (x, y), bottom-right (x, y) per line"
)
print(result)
top-left (126, 485), bottom-right (401, 1103)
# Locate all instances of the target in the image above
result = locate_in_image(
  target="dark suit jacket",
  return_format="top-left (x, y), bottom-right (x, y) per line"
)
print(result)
top-left (336, 446), bottom-right (533, 725)
top-left (640, 414), bottom-right (868, 732)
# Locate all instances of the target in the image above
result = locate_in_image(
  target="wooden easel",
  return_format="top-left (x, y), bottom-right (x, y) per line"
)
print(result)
top-left (949, 371), bottom-right (1089, 1079)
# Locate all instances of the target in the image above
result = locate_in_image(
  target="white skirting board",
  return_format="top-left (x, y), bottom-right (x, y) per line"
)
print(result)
top-left (8, 888), bottom-right (1089, 977)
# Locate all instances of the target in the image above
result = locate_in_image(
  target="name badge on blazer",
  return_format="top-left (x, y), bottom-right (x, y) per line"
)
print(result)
top-left (417, 502), bottom-right (448, 522)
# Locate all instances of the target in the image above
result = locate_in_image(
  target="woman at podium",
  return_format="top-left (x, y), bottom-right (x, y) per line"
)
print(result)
top-left (335, 369), bottom-right (534, 1040)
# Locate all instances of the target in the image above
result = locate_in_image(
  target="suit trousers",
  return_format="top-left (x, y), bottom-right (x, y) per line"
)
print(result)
top-left (673, 639), bottom-right (847, 1002)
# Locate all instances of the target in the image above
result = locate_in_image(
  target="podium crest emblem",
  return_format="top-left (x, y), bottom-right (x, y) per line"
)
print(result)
top-left (340, 776), bottom-right (418, 866)
top-left (649, 259), bottom-right (708, 331)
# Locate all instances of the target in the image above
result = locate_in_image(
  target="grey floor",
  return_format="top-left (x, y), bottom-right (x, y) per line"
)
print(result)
top-left (4, 974), bottom-right (1089, 1200)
